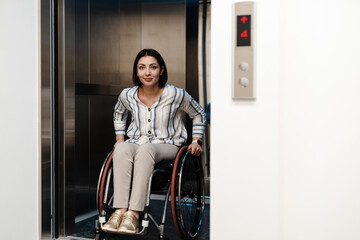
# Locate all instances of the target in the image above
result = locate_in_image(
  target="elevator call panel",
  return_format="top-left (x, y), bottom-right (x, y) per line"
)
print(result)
top-left (233, 2), bottom-right (255, 99)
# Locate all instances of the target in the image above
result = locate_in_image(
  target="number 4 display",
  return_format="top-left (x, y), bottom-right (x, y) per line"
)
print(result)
top-left (237, 15), bottom-right (251, 46)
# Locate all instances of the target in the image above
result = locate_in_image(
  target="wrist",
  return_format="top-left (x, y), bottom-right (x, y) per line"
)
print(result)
top-left (191, 139), bottom-right (203, 146)
top-left (116, 135), bottom-right (125, 142)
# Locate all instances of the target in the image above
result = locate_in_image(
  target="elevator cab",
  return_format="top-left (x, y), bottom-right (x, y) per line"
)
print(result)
top-left (41, 0), bottom-right (210, 238)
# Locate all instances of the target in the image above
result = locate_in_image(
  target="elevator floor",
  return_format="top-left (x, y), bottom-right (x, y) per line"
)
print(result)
top-left (71, 199), bottom-right (210, 240)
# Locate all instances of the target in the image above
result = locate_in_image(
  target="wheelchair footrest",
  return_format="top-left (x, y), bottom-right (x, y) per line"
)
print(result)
top-left (103, 228), bottom-right (145, 236)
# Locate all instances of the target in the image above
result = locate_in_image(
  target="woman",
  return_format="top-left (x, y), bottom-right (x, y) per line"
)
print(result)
top-left (102, 49), bottom-right (206, 234)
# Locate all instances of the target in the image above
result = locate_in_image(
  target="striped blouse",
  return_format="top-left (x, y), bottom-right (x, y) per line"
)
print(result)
top-left (113, 84), bottom-right (206, 146)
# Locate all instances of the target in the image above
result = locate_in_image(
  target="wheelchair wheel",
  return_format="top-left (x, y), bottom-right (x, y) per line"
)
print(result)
top-left (96, 150), bottom-right (114, 217)
top-left (171, 146), bottom-right (205, 239)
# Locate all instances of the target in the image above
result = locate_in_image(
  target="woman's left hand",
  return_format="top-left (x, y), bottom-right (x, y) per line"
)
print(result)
top-left (188, 143), bottom-right (202, 156)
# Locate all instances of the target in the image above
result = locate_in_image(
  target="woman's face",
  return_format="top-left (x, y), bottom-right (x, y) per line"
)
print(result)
top-left (137, 55), bottom-right (164, 88)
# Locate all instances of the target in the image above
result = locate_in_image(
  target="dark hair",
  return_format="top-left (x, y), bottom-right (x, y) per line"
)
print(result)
top-left (132, 49), bottom-right (168, 87)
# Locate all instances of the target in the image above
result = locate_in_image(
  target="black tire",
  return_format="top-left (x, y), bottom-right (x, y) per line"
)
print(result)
top-left (171, 146), bottom-right (205, 239)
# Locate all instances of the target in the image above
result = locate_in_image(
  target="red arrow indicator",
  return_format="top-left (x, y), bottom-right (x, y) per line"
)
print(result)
top-left (240, 30), bottom-right (248, 38)
top-left (240, 16), bottom-right (248, 24)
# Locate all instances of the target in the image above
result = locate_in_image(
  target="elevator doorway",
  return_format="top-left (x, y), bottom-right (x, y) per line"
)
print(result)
top-left (41, 0), bottom-right (210, 239)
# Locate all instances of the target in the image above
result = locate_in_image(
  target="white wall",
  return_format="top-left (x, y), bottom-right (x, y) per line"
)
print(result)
top-left (0, 0), bottom-right (40, 239)
top-left (280, 0), bottom-right (360, 239)
top-left (212, 0), bottom-right (360, 239)
top-left (211, 0), bottom-right (281, 239)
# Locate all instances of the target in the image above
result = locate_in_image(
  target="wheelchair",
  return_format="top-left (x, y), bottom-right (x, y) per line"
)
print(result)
top-left (95, 145), bottom-right (206, 240)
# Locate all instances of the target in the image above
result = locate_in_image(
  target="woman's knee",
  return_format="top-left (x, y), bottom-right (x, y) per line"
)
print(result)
top-left (134, 143), bottom-right (156, 164)
top-left (113, 142), bottom-right (136, 163)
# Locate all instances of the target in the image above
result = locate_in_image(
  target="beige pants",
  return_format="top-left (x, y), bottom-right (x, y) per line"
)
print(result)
top-left (112, 142), bottom-right (179, 211)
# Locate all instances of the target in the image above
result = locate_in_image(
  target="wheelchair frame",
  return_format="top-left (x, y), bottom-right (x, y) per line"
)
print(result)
top-left (95, 145), bottom-right (205, 240)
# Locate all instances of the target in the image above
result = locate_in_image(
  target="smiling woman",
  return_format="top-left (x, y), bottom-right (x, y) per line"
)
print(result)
top-left (101, 48), bottom-right (207, 234)
top-left (136, 54), bottom-right (165, 107)
top-left (132, 48), bottom-right (168, 88)
top-left (137, 57), bottom-right (163, 87)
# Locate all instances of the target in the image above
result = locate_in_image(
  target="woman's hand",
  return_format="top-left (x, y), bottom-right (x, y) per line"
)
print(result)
top-left (114, 135), bottom-right (125, 148)
top-left (188, 143), bottom-right (202, 156)
top-left (113, 140), bottom-right (124, 148)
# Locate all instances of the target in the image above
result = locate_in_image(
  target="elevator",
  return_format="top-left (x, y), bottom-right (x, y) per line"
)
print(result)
top-left (41, 0), bottom-right (210, 239)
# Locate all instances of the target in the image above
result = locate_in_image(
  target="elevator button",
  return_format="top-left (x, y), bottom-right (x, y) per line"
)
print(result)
top-left (239, 62), bottom-right (249, 72)
top-left (239, 77), bottom-right (249, 88)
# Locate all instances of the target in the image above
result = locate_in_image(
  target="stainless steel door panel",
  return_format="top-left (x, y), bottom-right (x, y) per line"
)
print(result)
top-left (141, 2), bottom-right (186, 88)
top-left (41, 0), bottom-right (52, 237)
top-left (90, 0), bottom-right (123, 85)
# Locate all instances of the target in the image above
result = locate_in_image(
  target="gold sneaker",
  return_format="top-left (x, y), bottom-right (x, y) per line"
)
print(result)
top-left (102, 210), bottom-right (124, 233)
top-left (118, 211), bottom-right (138, 234)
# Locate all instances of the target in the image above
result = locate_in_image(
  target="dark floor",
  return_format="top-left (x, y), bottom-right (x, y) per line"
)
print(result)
top-left (72, 199), bottom-right (209, 240)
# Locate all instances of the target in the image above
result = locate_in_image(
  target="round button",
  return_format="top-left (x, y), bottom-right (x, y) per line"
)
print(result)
top-left (239, 62), bottom-right (249, 72)
top-left (148, 130), bottom-right (151, 134)
top-left (239, 77), bottom-right (249, 88)
top-left (148, 119), bottom-right (151, 122)
top-left (148, 108), bottom-right (151, 111)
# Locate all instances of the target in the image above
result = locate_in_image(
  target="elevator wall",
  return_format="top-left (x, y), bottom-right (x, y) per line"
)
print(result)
top-left (211, 0), bottom-right (360, 240)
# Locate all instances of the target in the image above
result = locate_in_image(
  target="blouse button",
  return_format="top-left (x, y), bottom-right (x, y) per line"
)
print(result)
top-left (148, 130), bottom-right (151, 134)
top-left (148, 108), bottom-right (151, 111)
top-left (148, 119), bottom-right (151, 122)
